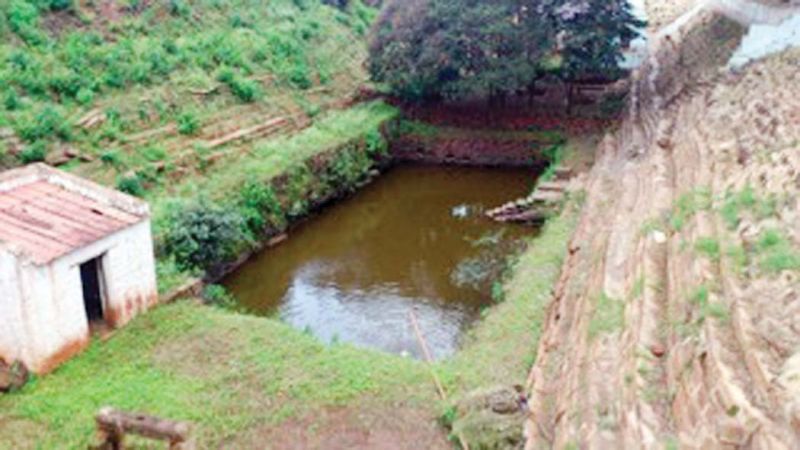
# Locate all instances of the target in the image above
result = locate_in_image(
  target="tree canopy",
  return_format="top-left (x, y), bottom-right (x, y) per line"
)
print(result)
top-left (368, 0), bottom-right (645, 101)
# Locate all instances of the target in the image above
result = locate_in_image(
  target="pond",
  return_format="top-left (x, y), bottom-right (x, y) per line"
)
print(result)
top-left (223, 165), bottom-right (538, 359)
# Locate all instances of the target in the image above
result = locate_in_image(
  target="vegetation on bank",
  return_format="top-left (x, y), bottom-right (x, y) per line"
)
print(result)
top-left (153, 100), bottom-right (398, 291)
top-left (397, 119), bottom-right (565, 143)
top-left (0, 198), bottom-right (577, 450)
top-left (368, 0), bottom-right (644, 102)
top-left (0, 0), bottom-right (375, 182)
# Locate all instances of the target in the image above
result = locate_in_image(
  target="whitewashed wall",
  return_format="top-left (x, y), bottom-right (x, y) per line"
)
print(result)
top-left (0, 219), bottom-right (157, 374)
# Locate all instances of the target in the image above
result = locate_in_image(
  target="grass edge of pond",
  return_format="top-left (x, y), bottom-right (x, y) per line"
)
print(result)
top-left (0, 200), bottom-right (577, 448)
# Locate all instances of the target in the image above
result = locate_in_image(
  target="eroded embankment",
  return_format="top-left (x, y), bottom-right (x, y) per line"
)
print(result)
top-left (525, 5), bottom-right (800, 449)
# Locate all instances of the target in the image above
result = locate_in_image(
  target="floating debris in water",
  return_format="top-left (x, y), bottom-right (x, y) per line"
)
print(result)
top-left (471, 229), bottom-right (507, 247)
top-left (452, 204), bottom-right (471, 218)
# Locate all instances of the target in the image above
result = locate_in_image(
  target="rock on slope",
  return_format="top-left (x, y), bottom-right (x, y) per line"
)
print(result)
top-left (524, 3), bottom-right (800, 449)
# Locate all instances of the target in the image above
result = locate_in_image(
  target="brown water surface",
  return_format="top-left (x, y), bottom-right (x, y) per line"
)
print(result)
top-left (223, 165), bottom-right (537, 359)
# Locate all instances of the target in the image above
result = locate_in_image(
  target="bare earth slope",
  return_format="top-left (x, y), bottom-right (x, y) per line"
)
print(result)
top-left (524, 3), bottom-right (800, 448)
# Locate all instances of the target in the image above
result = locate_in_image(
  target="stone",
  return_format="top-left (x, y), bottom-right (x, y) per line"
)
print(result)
top-left (0, 360), bottom-right (30, 393)
top-left (650, 343), bottom-right (667, 358)
top-left (453, 386), bottom-right (527, 450)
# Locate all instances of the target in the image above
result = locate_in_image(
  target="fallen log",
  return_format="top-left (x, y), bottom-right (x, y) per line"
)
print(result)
top-left (203, 117), bottom-right (288, 149)
top-left (95, 407), bottom-right (194, 450)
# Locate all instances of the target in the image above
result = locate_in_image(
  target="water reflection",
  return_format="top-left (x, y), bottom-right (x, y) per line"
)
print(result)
top-left (224, 165), bottom-right (536, 359)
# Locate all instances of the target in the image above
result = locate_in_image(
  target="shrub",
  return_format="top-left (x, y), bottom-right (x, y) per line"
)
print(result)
top-left (694, 237), bottom-right (721, 261)
top-left (140, 145), bottom-right (167, 162)
top-left (202, 284), bottom-right (237, 310)
top-left (18, 106), bottom-right (72, 142)
top-left (3, 90), bottom-right (20, 111)
top-left (100, 150), bottom-right (120, 166)
top-left (238, 180), bottom-right (284, 236)
top-left (168, 0), bottom-right (190, 17)
top-left (116, 173), bottom-right (145, 197)
top-left (176, 111), bottom-right (200, 135)
top-left (163, 199), bottom-right (248, 272)
top-left (18, 141), bottom-right (47, 163)
top-left (229, 77), bottom-right (260, 102)
top-left (75, 87), bottom-right (94, 105)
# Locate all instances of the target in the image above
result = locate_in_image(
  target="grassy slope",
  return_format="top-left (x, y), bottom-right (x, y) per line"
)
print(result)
top-left (152, 100), bottom-right (399, 292)
top-left (0, 0), bottom-right (373, 186)
top-left (0, 206), bottom-right (575, 449)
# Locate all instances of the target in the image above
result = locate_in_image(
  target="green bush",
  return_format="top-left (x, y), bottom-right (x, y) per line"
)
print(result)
top-left (17, 106), bottom-right (72, 142)
top-left (116, 173), bottom-right (146, 197)
top-left (229, 76), bottom-right (260, 102)
top-left (237, 179), bottom-right (284, 237)
top-left (100, 150), bottom-right (120, 166)
top-left (202, 284), bottom-right (237, 310)
top-left (163, 199), bottom-right (248, 272)
top-left (75, 87), bottom-right (94, 105)
top-left (3, 90), bottom-right (21, 111)
top-left (177, 111), bottom-right (200, 135)
top-left (18, 141), bottom-right (47, 163)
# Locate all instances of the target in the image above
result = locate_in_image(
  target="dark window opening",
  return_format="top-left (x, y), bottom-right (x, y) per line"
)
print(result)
top-left (80, 257), bottom-right (105, 324)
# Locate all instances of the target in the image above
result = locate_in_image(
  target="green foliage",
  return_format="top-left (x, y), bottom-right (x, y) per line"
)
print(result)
top-left (100, 150), bottom-right (121, 166)
top-left (176, 111), bottom-right (200, 135)
top-left (18, 141), bottom-right (47, 163)
top-left (202, 284), bottom-right (237, 310)
top-left (155, 257), bottom-right (193, 295)
top-left (694, 237), bottom-right (720, 261)
top-left (116, 173), bottom-right (146, 197)
top-left (17, 106), bottom-right (71, 142)
top-left (162, 198), bottom-right (248, 272)
top-left (721, 186), bottom-right (781, 230)
top-left (754, 228), bottom-right (800, 274)
top-left (690, 284), bottom-right (729, 323)
top-left (4, 89), bottom-right (21, 111)
top-left (368, 0), bottom-right (643, 101)
top-left (0, 0), bottom-right (371, 171)
top-left (539, 143), bottom-right (566, 182)
top-left (218, 70), bottom-right (261, 103)
top-left (669, 188), bottom-right (712, 231)
top-left (237, 179), bottom-right (284, 238)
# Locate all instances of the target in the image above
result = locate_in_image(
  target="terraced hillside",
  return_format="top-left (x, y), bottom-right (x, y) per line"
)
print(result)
top-left (0, 0), bottom-right (373, 190)
top-left (524, 2), bottom-right (800, 447)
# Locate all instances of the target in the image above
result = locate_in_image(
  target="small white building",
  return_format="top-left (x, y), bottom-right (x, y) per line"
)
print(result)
top-left (0, 164), bottom-right (158, 374)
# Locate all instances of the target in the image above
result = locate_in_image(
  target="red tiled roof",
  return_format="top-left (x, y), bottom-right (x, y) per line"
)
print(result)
top-left (0, 180), bottom-right (144, 264)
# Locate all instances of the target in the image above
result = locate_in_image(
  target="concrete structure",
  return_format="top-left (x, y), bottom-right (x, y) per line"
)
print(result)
top-left (0, 164), bottom-right (158, 374)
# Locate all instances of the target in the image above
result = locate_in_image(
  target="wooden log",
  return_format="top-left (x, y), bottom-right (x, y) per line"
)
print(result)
top-left (552, 166), bottom-right (574, 181)
top-left (535, 181), bottom-right (567, 193)
top-left (96, 407), bottom-right (193, 450)
top-left (203, 117), bottom-right (287, 149)
top-left (529, 190), bottom-right (565, 204)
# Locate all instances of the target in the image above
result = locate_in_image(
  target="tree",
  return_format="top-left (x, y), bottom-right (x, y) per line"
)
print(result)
top-left (553, 0), bottom-right (645, 81)
top-left (368, 0), bottom-right (644, 103)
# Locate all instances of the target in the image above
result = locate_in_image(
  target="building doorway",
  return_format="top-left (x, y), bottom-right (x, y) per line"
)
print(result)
top-left (80, 257), bottom-right (105, 324)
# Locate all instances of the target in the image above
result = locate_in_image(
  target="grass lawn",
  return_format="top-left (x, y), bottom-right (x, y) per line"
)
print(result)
top-left (0, 209), bottom-right (574, 449)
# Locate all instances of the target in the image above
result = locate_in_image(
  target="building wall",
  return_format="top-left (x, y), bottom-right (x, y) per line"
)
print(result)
top-left (0, 220), bottom-right (157, 374)
top-left (0, 250), bottom-right (24, 370)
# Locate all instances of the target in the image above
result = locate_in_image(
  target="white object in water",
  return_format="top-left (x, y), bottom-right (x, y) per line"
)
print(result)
top-left (452, 204), bottom-right (470, 218)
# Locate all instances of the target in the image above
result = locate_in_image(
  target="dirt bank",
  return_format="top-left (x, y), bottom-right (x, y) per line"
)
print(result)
top-left (524, 4), bottom-right (800, 448)
top-left (391, 130), bottom-right (555, 167)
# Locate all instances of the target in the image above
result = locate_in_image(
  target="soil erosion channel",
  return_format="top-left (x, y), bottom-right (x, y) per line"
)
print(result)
top-left (224, 165), bottom-right (536, 359)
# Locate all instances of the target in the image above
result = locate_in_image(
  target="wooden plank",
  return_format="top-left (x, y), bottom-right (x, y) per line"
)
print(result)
top-left (96, 407), bottom-right (193, 449)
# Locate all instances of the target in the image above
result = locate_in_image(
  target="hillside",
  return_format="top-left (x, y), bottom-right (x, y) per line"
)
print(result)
top-left (524, 2), bottom-right (800, 447)
top-left (0, 0), bottom-right (373, 184)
